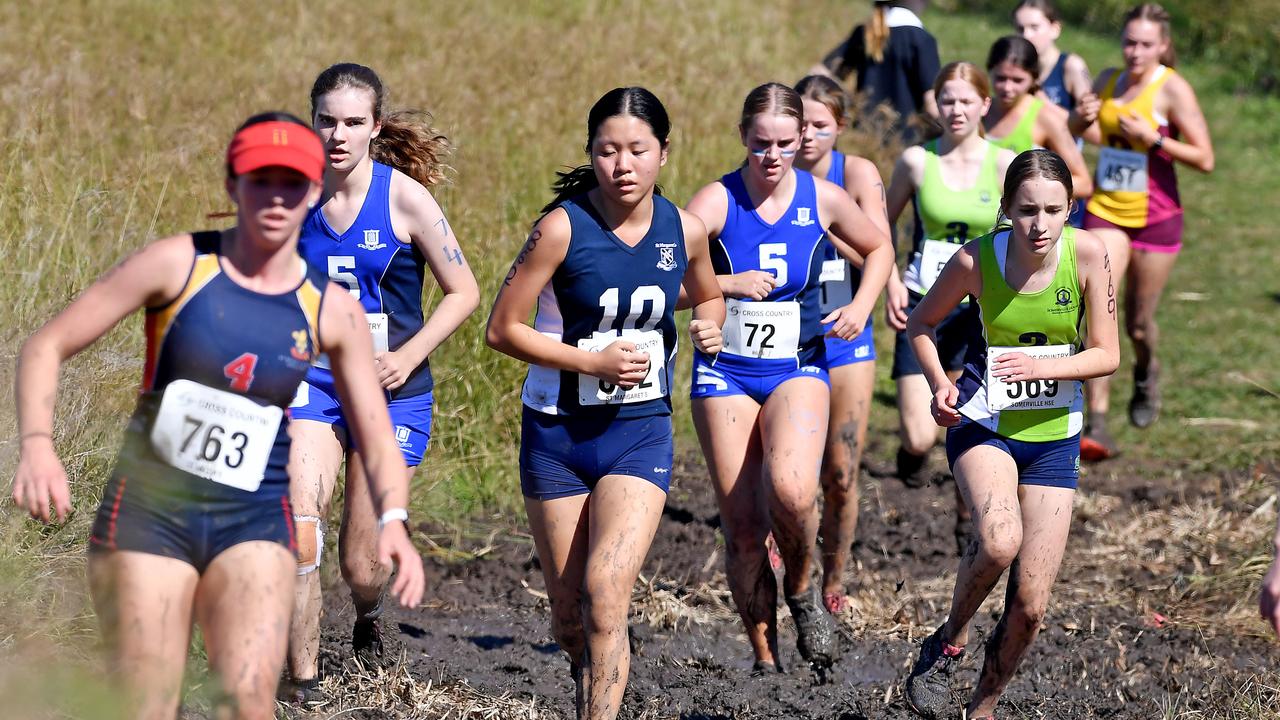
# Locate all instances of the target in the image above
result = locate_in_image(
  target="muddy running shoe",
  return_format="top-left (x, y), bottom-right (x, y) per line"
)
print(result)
top-left (1080, 414), bottom-right (1117, 463)
top-left (751, 659), bottom-right (783, 677)
top-left (1129, 365), bottom-right (1161, 428)
top-left (905, 626), bottom-right (965, 719)
top-left (897, 447), bottom-right (930, 488)
top-left (277, 677), bottom-right (325, 705)
top-left (352, 616), bottom-right (387, 670)
top-left (785, 588), bottom-right (840, 669)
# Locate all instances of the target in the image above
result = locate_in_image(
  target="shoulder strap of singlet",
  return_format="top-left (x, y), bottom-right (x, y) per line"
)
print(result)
top-left (826, 150), bottom-right (846, 186)
top-left (192, 230), bottom-right (220, 255)
top-left (1016, 97), bottom-right (1043, 136)
top-left (1101, 69), bottom-right (1122, 101)
top-left (980, 140), bottom-right (1001, 186)
top-left (1051, 52), bottom-right (1070, 79)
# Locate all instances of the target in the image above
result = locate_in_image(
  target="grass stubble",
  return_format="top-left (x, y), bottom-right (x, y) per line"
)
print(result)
top-left (0, 1), bottom-right (1276, 716)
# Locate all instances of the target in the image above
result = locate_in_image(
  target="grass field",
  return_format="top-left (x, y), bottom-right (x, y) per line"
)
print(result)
top-left (1, 1), bottom-right (1277, 716)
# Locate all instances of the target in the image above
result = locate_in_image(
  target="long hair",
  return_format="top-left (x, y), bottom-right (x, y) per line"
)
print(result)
top-left (309, 63), bottom-right (453, 188)
top-left (541, 87), bottom-right (671, 214)
top-left (865, 1), bottom-right (892, 63)
top-left (1124, 3), bottom-right (1177, 67)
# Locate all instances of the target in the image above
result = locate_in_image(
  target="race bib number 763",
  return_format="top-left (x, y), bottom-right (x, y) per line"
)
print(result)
top-left (150, 380), bottom-right (283, 492)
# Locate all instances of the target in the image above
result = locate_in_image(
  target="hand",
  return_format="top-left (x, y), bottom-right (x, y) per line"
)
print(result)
top-left (1117, 109), bottom-right (1158, 149)
top-left (688, 319), bottom-right (722, 356)
top-left (725, 271), bottom-right (777, 300)
top-left (591, 340), bottom-right (650, 389)
top-left (931, 384), bottom-right (962, 427)
top-left (12, 437), bottom-right (71, 523)
top-left (374, 349), bottom-right (417, 391)
top-left (1074, 92), bottom-right (1100, 126)
top-left (991, 351), bottom-right (1041, 383)
top-left (885, 275), bottom-right (909, 332)
top-left (821, 303), bottom-right (867, 341)
top-left (377, 520), bottom-right (426, 609)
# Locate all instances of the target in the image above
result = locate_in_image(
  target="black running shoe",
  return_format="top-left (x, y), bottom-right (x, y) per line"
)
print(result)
top-left (905, 626), bottom-right (965, 719)
top-left (352, 617), bottom-right (386, 670)
top-left (751, 659), bottom-right (783, 677)
top-left (897, 447), bottom-right (930, 488)
top-left (1129, 365), bottom-right (1161, 428)
top-left (277, 676), bottom-right (325, 705)
top-left (785, 588), bottom-right (841, 669)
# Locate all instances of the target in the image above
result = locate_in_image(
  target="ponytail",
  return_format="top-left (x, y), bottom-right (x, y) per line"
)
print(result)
top-left (866, 1), bottom-right (891, 63)
top-left (371, 110), bottom-right (453, 189)
top-left (541, 166), bottom-right (599, 215)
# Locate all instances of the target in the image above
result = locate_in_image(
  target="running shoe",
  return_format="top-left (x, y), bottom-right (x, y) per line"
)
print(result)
top-left (1080, 415), bottom-right (1117, 462)
top-left (823, 590), bottom-right (849, 615)
top-left (277, 676), bottom-right (326, 705)
top-left (785, 588), bottom-right (841, 669)
top-left (751, 659), bottom-right (783, 676)
top-left (897, 447), bottom-right (931, 488)
top-left (352, 616), bottom-right (386, 670)
top-left (1129, 365), bottom-right (1161, 428)
top-left (905, 626), bottom-right (965, 719)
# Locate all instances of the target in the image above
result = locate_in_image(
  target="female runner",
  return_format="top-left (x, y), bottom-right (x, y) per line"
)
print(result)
top-left (284, 63), bottom-right (478, 697)
top-left (688, 82), bottom-right (892, 672)
top-left (486, 87), bottom-right (724, 720)
top-left (11, 113), bottom-right (424, 720)
top-left (983, 35), bottom-right (1093, 201)
top-left (1075, 3), bottom-right (1214, 459)
top-left (884, 63), bottom-right (1014, 552)
top-left (793, 74), bottom-right (892, 614)
top-left (1013, 0), bottom-right (1094, 121)
top-left (904, 149), bottom-right (1119, 719)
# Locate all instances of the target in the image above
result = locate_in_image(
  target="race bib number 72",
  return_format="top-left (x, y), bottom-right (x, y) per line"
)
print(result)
top-left (150, 380), bottom-right (283, 492)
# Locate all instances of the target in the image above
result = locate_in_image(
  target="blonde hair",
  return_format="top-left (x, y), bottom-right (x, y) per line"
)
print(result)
top-left (866, 1), bottom-right (892, 63)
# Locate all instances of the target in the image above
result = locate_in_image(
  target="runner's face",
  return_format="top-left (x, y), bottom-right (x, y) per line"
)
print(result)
top-left (230, 167), bottom-right (320, 247)
top-left (741, 113), bottom-right (801, 184)
top-left (1004, 176), bottom-right (1070, 255)
top-left (1121, 19), bottom-right (1168, 73)
top-left (590, 114), bottom-right (667, 207)
top-left (937, 80), bottom-right (990, 139)
top-left (799, 99), bottom-right (841, 165)
top-left (1014, 7), bottom-right (1060, 56)
top-left (313, 87), bottom-right (381, 174)
top-left (990, 61), bottom-right (1036, 107)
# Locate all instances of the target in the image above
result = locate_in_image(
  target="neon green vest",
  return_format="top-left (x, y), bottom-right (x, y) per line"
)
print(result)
top-left (988, 97), bottom-right (1043, 154)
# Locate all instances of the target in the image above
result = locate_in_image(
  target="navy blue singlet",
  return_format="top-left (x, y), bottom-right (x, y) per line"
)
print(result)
top-left (298, 162), bottom-right (431, 398)
top-left (1042, 53), bottom-right (1075, 113)
top-left (521, 193), bottom-right (688, 419)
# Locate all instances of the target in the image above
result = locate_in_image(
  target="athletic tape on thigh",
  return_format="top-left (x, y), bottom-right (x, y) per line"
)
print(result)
top-left (295, 516), bottom-right (324, 575)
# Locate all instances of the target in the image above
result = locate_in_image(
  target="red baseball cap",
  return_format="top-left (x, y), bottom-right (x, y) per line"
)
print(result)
top-left (226, 120), bottom-right (325, 183)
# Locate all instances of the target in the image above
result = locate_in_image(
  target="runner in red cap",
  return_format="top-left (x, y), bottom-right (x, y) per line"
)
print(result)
top-left (11, 112), bottom-right (424, 720)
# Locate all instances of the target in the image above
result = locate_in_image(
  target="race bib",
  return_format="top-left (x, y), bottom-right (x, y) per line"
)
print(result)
top-left (722, 299), bottom-right (801, 359)
top-left (150, 380), bottom-right (283, 492)
top-left (919, 239), bottom-right (964, 291)
top-left (986, 344), bottom-right (1077, 412)
top-left (577, 330), bottom-right (667, 405)
top-left (1097, 146), bottom-right (1149, 193)
top-left (316, 312), bottom-right (389, 369)
top-left (819, 259), bottom-right (853, 314)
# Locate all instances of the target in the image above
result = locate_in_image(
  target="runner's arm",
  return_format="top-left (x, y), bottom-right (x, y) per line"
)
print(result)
top-left (1158, 75), bottom-right (1215, 173)
top-left (13, 235), bottom-right (193, 522)
top-left (906, 243), bottom-right (982, 395)
top-left (822, 181), bottom-right (895, 326)
top-left (686, 181), bottom-right (776, 301)
top-left (679, 210), bottom-right (726, 354)
top-left (1040, 108), bottom-right (1094, 198)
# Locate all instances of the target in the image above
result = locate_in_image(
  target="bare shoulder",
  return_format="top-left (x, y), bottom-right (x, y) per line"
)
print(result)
top-left (899, 144), bottom-right (927, 168)
top-left (676, 206), bottom-right (708, 243)
top-left (1072, 228), bottom-right (1108, 265)
top-left (529, 205), bottom-right (572, 254)
top-left (688, 180), bottom-right (729, 210)
top-left (1040, 101), bottom-right (1070, 125)
top-left (388, 167), bottom-right (439, 215)
top-left (1065, 52), bottom-right (1091, 75)
top-left (844, 154), bottom-right (884, 187)
top-left (994, 146), bottom-right (1018, 174)
top-left (1162, 71), bottom-right (1198, 102)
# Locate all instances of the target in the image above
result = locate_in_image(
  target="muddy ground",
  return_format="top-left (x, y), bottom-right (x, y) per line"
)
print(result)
top-left (302, 439), bottom-right (1277, 719)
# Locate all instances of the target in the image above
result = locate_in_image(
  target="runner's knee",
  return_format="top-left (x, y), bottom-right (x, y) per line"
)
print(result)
top-left (294, 516), bottom-right (323, 575)
top-left (976, 523), bottom-right (1022, 569)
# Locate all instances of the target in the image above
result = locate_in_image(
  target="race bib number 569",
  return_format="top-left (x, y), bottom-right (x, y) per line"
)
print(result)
top-left (986, 344), bottom-right (1076, 412)
top-left (150, 380), bottom-right (283, 492)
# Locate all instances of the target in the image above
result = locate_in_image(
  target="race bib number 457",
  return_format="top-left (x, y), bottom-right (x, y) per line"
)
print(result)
top-left (150, 380), bottom-right (283, 492)
top-left (986, 344), bottom-right (1077, 412)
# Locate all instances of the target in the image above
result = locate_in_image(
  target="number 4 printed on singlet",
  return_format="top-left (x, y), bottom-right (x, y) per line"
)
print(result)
top-left (223, 353), bottom-right (259, 392)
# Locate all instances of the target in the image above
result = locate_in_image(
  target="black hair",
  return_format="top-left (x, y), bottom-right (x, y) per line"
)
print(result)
top-left (987, 35), bottom-right (1041, 90)
top-left (541, 87), bottom-right (671, 214)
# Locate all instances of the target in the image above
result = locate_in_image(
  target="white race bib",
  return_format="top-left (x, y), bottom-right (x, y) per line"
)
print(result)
top-left (819, 259), bottom-right (853, 314)
top-left (986, 344), bottom-right (1077, 412)
top-left (150, 380), bottom-right (283, 492)
top-left (316, 312), bottom-right (389, 369)
top-left (577, 330), bottom-right (667, 405)
top-left (722, 299), bottom-right (801, 359)
top-left (1097, 146), bottom-right (1149, 193)
top-left (919, 240), bottom-right (964, 291)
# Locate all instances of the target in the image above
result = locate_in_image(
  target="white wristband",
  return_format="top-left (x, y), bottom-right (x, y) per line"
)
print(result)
top-left (378, 508), bottom-right (409, 530)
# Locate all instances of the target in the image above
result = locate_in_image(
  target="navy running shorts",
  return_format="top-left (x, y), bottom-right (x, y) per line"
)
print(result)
top-left (289, 367), bottom-right (433, 467)
top-left (945, 419), bottom-right (1081, 490)
top-left (519, 407), bottom-right (674, 500)
top-left (892, 291), bottom-right (981, 379)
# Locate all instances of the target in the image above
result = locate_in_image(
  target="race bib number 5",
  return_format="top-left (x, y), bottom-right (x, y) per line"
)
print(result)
top-left (722, 299), bottom-right (801, 359)
top-left (577, 330), bottom-right (667, 406)
top-left (986, 344), bottom-right (1077, 412)
top-left (150, 379), bottom-right (283, 492)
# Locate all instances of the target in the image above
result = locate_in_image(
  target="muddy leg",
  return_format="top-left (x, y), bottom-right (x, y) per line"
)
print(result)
top-left (89, 550), bottom-right (198, 720)
top-left (525, 493), bottom-right (591, 667)
top-left (968, 484), bottom-right (1073, 717)
top-left (940, 445), bottom-right (1022, 648)
top-left (196, 541), bottom-right (295, 720)
top-left (578, 475), bottom-right (665, 720)
top-left (819, 360), bottom-right (872, 606)
top-left (341, 448), bottom-right (406, 617)
top-left (692, 395), bottom-right (778, 665)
